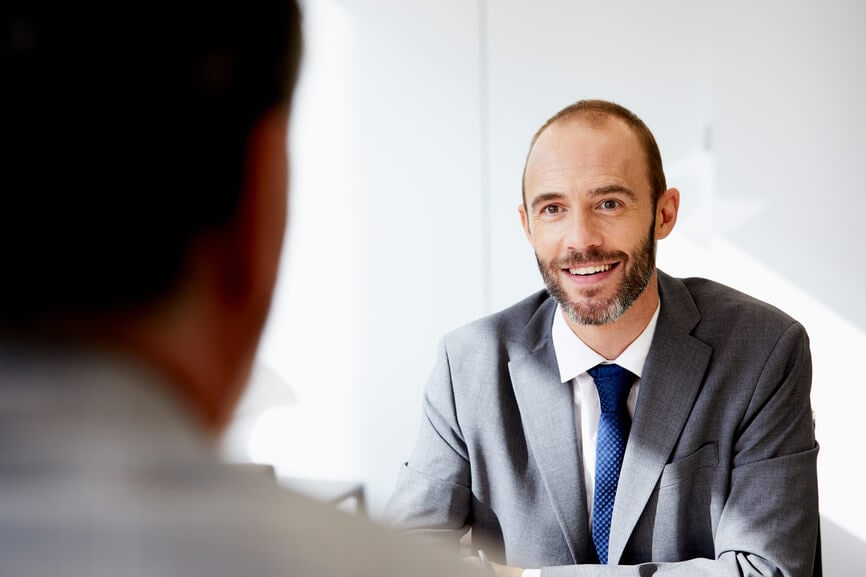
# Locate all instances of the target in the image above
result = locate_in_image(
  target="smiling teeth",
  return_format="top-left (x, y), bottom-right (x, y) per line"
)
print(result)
top-left (569, 264), bottom-right (612, 275)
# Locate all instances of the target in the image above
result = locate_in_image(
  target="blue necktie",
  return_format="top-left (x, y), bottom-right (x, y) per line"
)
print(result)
top-left (588, 363), bottom-right (635, 565)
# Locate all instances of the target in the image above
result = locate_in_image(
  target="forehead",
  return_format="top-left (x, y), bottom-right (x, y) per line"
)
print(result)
top-left (524, 116), bottom-right (650, 198)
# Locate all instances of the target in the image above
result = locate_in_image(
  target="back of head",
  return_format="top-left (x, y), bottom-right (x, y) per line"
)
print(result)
top-left (1, 2), bottom-right (302, 331)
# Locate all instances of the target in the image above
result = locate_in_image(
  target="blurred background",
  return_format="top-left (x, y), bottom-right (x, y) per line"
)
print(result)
top-left (220, 1), bottom-right (866, 574)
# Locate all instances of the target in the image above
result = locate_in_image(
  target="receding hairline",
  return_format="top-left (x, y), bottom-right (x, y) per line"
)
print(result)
top-left (521, 100), bottom-right (667, 206)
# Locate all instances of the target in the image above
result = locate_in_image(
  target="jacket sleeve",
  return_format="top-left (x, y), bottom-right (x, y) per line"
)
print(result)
top-left (382, 337), bottom-right (473, 552)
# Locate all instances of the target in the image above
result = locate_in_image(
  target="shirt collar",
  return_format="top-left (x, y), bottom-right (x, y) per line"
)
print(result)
top-left (551, 301), bottom-right (661, 382)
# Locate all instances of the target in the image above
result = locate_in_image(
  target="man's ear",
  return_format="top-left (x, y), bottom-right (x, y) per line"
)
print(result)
top-left (518, 202), bottom-right (532, 241)
top-left (219, 105), bottom-right (290, 311)
top-left (655, 187), bottom-right (679, 241)
top-left (193, 105), bottom-right (290, 431)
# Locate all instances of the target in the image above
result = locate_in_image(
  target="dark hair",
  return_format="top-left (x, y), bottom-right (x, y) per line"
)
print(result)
top-left (1, 2), bottom-right (302, 326)
top-left (521, 99), bottom-right (667, 205)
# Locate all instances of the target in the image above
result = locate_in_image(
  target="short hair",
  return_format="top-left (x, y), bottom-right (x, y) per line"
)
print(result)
top-left (1, 2), bottom-right (302, 327)
top-left (521, 99), bottom-right (667, 205)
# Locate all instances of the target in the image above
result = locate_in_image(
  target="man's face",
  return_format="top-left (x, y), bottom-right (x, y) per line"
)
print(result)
top-left (519, 116), bottom-right (659, 326)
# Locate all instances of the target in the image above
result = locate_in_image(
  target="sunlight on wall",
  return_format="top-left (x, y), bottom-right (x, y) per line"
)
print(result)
top-left (246, 405), bottom-right (351, 479)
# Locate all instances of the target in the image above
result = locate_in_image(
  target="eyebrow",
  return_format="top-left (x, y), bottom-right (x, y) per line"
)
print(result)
top-left (587, 184), bottom-right (638, 201)
top-left (530, 192), bottom-right (566, 211)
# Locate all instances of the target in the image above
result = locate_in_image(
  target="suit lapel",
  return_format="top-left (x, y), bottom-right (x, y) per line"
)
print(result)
top-left (607, 272), bottom-right (713, 563)
top-left (509, 299), bottom-right (593, 563)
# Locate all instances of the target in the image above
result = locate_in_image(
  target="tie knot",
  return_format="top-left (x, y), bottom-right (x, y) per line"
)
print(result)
top-left (588, 363), bottom-right (635, 413)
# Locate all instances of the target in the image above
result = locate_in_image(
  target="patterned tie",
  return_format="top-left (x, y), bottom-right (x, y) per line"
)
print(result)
top-left (588, 363), bottom-right (635, 565)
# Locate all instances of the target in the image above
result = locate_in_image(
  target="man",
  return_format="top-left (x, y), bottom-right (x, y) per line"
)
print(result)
top-left (385, 100), bottom-right (819, 576)
top-left (0, 4), bottom-right (483, 576)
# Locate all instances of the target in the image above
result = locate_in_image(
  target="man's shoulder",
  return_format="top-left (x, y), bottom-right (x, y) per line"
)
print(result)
top-left (684, 276), bottom-right (794, 315)
top-left (2, 469), bottom-right (476, 577)
top-left (662, 272), bottom-right (803, 333)
top-left (210, 479), bottom-right (483, 577)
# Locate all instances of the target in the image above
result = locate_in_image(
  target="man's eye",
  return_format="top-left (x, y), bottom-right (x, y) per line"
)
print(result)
top-left (543, 205), bottom-right (561, 215)
top-left (600, 199), bottom-right (620, 210)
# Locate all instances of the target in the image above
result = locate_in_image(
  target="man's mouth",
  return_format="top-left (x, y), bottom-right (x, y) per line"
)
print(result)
top-left (567, 263), bottom-right (616, 276)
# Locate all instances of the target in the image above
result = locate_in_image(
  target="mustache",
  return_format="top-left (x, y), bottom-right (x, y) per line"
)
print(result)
top-left (550, 249), bottom-right (628, 269)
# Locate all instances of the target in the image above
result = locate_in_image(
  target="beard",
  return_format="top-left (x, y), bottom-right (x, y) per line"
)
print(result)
top-left (536, 223), bottom-right (656, 326)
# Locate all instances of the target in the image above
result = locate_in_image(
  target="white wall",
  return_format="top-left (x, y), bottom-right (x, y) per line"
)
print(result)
top-left (223, 1), bottom-right (866, 573)
top-left (224, 0), bottom-right (487, 504)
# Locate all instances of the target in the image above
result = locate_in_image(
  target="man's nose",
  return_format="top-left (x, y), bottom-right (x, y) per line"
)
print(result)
top-left (564, 209), bottom-right (603, 253)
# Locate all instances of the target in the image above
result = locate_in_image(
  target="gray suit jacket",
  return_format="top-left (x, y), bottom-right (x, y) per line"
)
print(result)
top-left (385, 272), bottom-right (819, 577)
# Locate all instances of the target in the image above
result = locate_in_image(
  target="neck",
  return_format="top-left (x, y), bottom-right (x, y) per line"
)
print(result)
top-left (73, 284), bottom-right (256, 437)
top-left (565, 271), bottom-right (660, 360)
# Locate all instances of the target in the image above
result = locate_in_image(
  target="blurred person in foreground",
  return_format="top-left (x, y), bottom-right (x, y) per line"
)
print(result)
top-left (385, 100), bottom-right (819, 576)
top-left (0, 4), bottom-right (483, 576)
